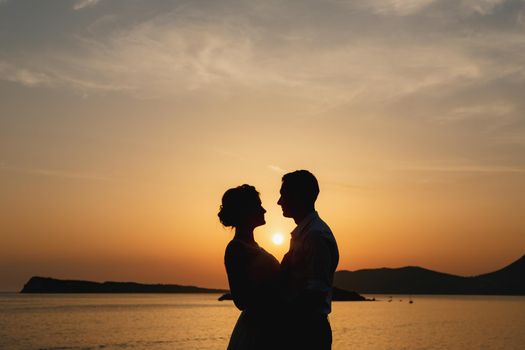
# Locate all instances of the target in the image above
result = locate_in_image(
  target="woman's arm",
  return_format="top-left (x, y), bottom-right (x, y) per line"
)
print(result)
top-left (225, 241), bottom-right (253, 310)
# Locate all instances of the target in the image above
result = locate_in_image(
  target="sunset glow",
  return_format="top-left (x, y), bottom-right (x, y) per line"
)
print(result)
top-left (1, 0), bottom-right (524, 292)
top-left (272, 233), bottom-right (285, 246)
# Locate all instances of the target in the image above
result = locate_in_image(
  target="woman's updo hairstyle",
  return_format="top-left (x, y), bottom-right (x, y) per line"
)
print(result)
top-left (218, 184), bottom-right (260, 228)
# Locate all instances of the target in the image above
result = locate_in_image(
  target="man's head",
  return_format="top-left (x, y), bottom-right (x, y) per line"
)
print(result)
top-left (277, 170), bottom-right (319, 219)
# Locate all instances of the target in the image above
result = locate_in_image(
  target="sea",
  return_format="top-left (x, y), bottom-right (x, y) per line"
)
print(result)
top-left (1, 293), bottom-right (524, 350)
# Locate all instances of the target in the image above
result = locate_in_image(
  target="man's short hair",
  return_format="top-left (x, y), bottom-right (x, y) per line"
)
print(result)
top-left (282, 170), bottom-right (319, 203)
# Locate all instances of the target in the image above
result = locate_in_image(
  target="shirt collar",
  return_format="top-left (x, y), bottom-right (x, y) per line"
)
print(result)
top-left (290, 211), bottom-right (318, 238)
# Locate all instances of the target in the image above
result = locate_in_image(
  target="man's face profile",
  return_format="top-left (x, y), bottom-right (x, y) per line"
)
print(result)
top-left (278, 183), bottom-right (296, 218)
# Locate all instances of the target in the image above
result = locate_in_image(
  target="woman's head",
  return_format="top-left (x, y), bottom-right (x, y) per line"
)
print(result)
top-left (218, 184), bottom-right (266, 229)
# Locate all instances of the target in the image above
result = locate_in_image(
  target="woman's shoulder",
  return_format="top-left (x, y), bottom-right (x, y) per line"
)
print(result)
top-left (225, 239), bottom-right (243, 252)
top-left (225, 239), bottom-right (256, 252)
top-left (225, 239), bottom-right (258, 263)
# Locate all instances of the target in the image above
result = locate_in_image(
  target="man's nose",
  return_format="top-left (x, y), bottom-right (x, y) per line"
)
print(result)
top-left (277, 197), bottom-right (282, 205)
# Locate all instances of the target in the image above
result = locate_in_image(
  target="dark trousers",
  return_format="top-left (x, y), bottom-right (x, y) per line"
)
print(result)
top-left (279, 313), bottom-right (332, 350)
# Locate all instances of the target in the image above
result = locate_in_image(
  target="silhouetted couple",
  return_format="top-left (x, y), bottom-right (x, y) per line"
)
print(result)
top-left (218, 170), bottom-right (339, 349)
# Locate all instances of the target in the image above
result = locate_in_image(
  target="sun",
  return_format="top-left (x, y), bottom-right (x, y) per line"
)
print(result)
top-left (271, 232), bottom-right (284, 245)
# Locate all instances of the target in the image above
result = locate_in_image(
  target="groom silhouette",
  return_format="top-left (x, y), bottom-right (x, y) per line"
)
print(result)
top-left (278, 170), bottom-right (339, 350)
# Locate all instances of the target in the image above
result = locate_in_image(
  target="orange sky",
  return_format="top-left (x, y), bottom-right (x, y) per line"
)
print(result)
top-left (1, 0), bottom-right (525, 291)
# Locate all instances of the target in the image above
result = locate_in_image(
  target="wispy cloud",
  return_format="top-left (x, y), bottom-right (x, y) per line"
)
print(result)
top-left (337, 0), bottom-right (507, 17)
top-left (0, 163), bottom-right (114, 181)
top-left (0, 61), bottom-right (52, 87)
top-left (335, 0), bottom-right (437, 16)
top-left (73, 0), bottom-right (102, 11)
top-left (1, 0), bottom-right (525, 120)
top-left (268, 164), bottom-right (286, 173)
top-left (436, 102), bottom-right (516, 124)
top-left (461, 0), bottom-right (507, 16)
top-left (395, 164), bottom-right (525, 174)
top-left (3, 20), bottom-right (480, 106)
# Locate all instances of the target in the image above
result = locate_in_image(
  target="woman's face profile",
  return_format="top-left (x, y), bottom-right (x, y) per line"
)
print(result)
top-left (246, 198), bottom-right (266, 229)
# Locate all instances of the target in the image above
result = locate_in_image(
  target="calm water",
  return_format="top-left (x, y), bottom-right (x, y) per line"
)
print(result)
top-left (1, 293), bottom-right (524, 350)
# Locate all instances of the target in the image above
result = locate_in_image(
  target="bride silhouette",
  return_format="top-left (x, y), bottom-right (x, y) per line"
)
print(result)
top-left (218, 184), bottom-right (281, 350)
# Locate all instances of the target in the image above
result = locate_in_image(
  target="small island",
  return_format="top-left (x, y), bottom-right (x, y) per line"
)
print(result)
top-left (21, 276), bottom-right (368, 301)
top-left (21, 276), bottom-right (227, 294)
top-left (23, 253), bottom-right (524, 297)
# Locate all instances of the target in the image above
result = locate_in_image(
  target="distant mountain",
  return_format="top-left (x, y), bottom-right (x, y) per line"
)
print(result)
top-left (473, 255), bottom-right (525, 294)
top-left (21, 255), bottom-right (524, 295)
top-left (334, 255), bottom-right (525, 295)
top-left (21, 276), bottom-right (227, 294)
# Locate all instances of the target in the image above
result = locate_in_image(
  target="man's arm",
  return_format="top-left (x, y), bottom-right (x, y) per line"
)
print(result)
top-left (290, 232), bottom-right (332, 313)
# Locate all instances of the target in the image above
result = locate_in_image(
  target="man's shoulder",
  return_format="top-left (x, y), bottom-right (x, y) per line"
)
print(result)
top-left (304, 215), bottom-right (335, 242)
top-left (308, 215), bottom-right (332, 234)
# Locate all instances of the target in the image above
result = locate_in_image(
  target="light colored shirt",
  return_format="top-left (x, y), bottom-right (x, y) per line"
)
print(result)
top-left (281, 211), bottom-right (339, 315)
